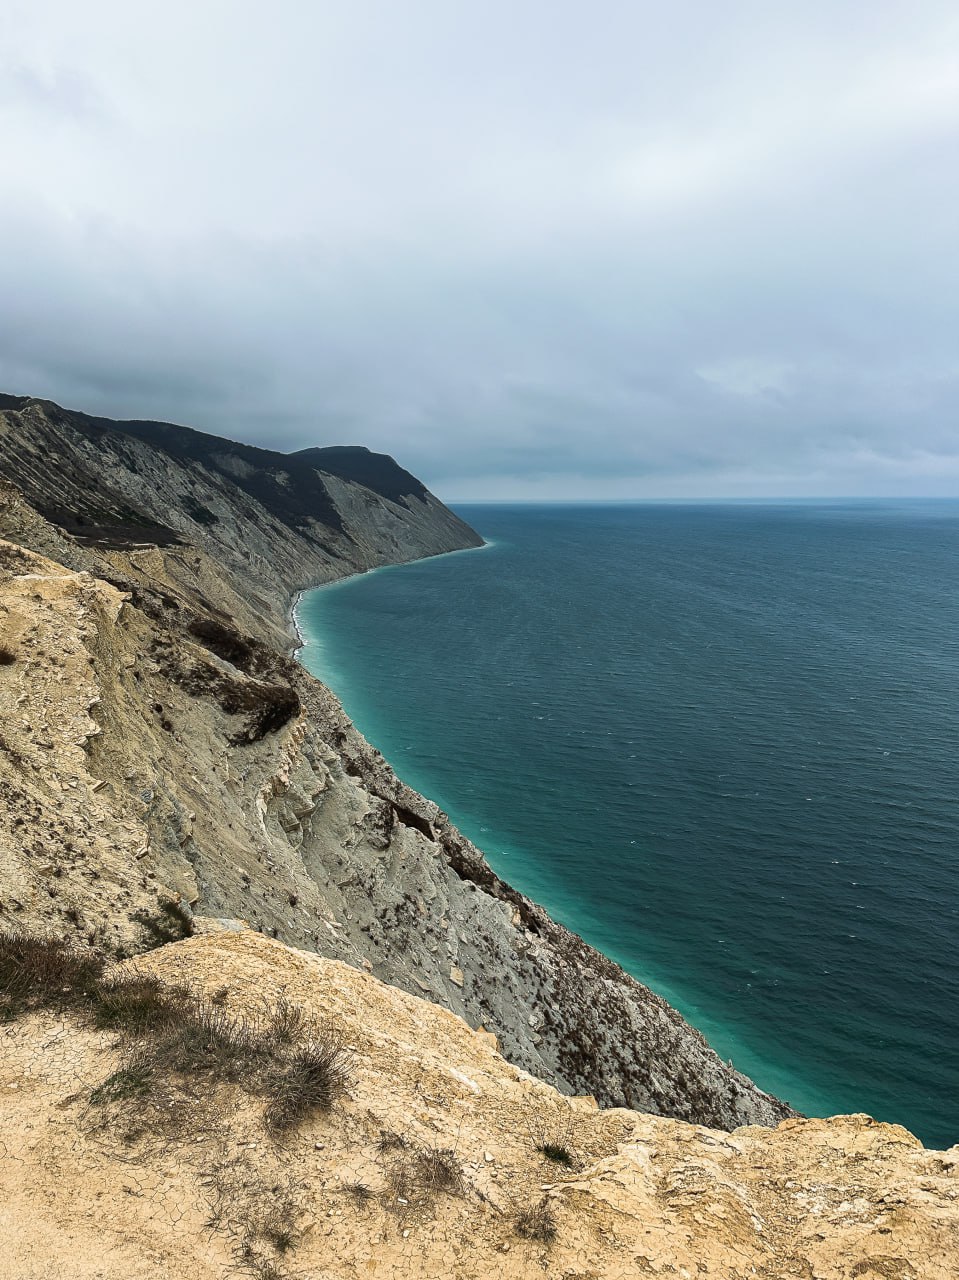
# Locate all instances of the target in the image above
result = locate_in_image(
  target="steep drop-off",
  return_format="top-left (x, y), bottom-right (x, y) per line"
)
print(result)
top-left (0, 395), bottom-right (789, 1130)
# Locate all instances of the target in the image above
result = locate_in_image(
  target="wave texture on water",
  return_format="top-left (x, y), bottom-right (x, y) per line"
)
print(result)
top-left (297, 501), bottom-right (959, 1148)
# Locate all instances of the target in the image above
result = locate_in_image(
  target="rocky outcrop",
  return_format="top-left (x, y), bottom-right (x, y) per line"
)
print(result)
top-left (3, 930), bottom-right (957, 1279)
top-left (0, 395), bottom-right (790, 1132)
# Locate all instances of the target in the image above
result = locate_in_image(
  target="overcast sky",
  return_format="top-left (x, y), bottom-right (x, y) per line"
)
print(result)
top-left (2, 2), bottom-right (958, 498)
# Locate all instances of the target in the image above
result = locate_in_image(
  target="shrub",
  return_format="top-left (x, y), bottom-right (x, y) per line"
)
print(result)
top-left (130, 898), bottom-right (193, 947)
top-left (515, 1197), bottom-right (558, 1244)
top-left (0, 646), bottom-right (16, 666)
top-left (262, 1034), bottom-right (351, 1134)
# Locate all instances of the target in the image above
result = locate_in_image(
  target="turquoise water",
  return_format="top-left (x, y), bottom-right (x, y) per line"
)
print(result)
top-left (297, 502), bottom-right (959, 1148)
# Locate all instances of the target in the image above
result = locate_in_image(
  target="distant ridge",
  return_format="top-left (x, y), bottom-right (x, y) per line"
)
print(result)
top-left (0, 396), bottom-right (482, 638)
top-left (0, 395), bottom-right (445, 544)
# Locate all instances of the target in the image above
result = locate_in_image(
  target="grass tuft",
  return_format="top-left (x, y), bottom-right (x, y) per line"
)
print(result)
top-left (537, 1141), bottom-right (575, 1167)
top-left (385, 1144), bottom-right (465, 1207)
top-left (376, 1128), bottom-right (407, 1153)
top-left (415, 1146), bottom-right (464, 1197)
top-left (89, 1059), bottom-right (154, 1104)
top-left (262, 1034), bottom-right (351, 1134)
top-left (92, 973), bottom-right (184, 1033)
top-left (515, 1197), bottom-right (558, 1244)
top-left (344, 1181), bottom-right (374, 1202)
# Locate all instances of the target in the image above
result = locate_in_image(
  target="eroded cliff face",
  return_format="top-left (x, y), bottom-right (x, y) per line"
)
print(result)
top-left (0, 396), bottom-right (792, 1134)
top-left (3, 931), bottom-right (957, 1280)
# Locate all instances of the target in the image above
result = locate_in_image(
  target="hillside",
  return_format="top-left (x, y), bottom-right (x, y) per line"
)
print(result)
top-left (0, 396), bottom-right (479, 648)
top-left (5, 393), bottom-right (955, 1275)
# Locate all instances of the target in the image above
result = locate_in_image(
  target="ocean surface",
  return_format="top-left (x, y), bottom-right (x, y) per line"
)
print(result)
top-left (296, 501), bottom-right (959, 1148)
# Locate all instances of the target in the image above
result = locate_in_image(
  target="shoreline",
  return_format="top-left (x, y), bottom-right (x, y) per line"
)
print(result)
top-left (289, 537), bottom-right (495, 658)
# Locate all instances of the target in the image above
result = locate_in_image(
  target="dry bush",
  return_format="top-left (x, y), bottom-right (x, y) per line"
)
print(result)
top-left (262, 1033), bottom-right (351, 1134)
top-left (265, 996), bottom-right (307, 1047)
top-left (131, 898), bottom-right (194, 946)
top-left (415, 1146), bottom-right (464, 1198)
top-left (0, 645), bottom-right (16, 665)
top-left (385, 1144), bottom-right (465, 1208)
top-left (515, 1196), bottom-right (559, 1244)
top-left (150, 1002), bottom-right (268, 1080)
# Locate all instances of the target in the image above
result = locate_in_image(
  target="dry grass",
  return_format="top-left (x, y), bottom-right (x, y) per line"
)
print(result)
top-left (376, 1128), bottom-right (407, 1153)
top-left (83, 965), bottom-right (351, 1146)
top-left (88, 1057), bottom-right (155, 1104)
top-left (0, 928), bottom-right (350, 1156)
top-left (515, 1197), bottom-right (559, 1244)
top-left (92, 972), bottom-right (186, 1033)
top-left (344, 1181), bottom-right (375, 1202)
top-left (207, 1160), bottom-right (308, 1280)
top-left (385, 1143), bottom-right (465, 1208)
top-left (0, 931), bottom-right (103, 1017)
top-left (262, 1035), bottom-right (352, 1135)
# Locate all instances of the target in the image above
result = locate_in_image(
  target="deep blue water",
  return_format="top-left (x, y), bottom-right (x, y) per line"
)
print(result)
top-left (297, 502), bottom-right (959, 1148)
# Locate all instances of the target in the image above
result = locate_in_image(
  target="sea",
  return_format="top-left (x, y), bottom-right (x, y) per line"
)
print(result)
top-left (295, 501), bottom-right (959, 1149)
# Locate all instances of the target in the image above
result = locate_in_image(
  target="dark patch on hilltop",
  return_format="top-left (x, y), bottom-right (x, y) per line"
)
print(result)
top-left (0, 396), bottom-right (467, 559)
top-left (293, 445), bottom-right (429, 507)
top-left (64, 412), bottom-right (346, 537)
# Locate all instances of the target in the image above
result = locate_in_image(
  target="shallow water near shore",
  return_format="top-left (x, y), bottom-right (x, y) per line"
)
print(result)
top-left (297, 501), bottom-right (959, 1147)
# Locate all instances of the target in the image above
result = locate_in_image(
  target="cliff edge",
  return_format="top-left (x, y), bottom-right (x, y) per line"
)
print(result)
top-left (3, 929), bottom-right (957, 1279)
top-left (0, 396), bottom-right (788, 1130)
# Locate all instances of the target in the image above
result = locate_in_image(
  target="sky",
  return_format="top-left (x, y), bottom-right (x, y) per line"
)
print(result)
top-left (1, 1), bottom-right (958, 499)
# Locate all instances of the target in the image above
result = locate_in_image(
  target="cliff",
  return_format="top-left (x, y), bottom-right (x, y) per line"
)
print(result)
top-left (0, 394), bottom-right (481, 650)
top-left (1, 395), bottom-right (957, 1278)
top-left (0, 395), bottom-right (788, 1130)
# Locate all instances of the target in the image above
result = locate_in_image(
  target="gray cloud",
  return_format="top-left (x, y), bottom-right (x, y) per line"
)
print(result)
top-left (1, 1), bottom-right (958, 497)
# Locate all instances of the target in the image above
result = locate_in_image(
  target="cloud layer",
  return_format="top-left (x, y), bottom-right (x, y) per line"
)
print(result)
top-left (2, 1), bottom-right (958, 497)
